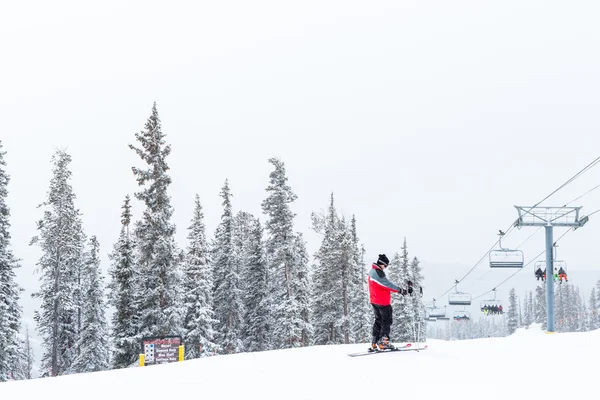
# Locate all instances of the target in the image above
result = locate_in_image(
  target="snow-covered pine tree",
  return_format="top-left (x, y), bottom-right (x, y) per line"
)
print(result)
top-left (237, 213), bottom-right (270, 352)
top-left (129, 103), bottom-right (182, 338)
top-left (596, 280), bottom-right (600, 309)
top-left (349, 215), bottom-right (370, 344)
top-left (518, 297), bottom-right (523, 328)
top-left (507, 288), bottom-right (518, 335)
top-left (310, 194), bottom-right (343, 345)
top-left (555, 282), bottom-right (566, 332)
top-left (108, 195), bottom-right (139, 368)
top-left (580, 292), bottom-right (589, 332)
top-left (70, 236), bottom-right (109, 373)
top-left (410, 256), bottom-right (426, 341)
top-left (0, 141), bottom-right (24, 382)
top-left (31, 149), bottom-right (86, 377)
top-left (17, 325), bottom-right (34, 380)
top-left (534, 284), bottom-right (546, 330)
top-left (291, 232), bottom-right (312, 347)
top-left (528, 291), bottom-right (535, 327)
top-left (570, 286), bottom-right (582, 332)
top-left (386, 252), bottom-right (402, 340)
top-left (388, 239), bottom-right (412, 342)
top-left (212, 180), bottom-right (244, 354)
top-left (589, 288), bottom-right (599, 331)
top-left (523, 292), bottom-right (532, 327)
top-left (182, 195), bottom-right (218, 358)
top-left (261, 158), bottom-right (308, 348)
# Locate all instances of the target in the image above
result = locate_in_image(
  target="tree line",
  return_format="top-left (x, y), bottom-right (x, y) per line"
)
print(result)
top-left (429, 281), bottom-right (600, 340)
top-left (0, 103), bottom-right (425, 380)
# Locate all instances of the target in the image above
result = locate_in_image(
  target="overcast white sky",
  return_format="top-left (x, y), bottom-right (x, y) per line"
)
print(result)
top-left (2, 0), bottom-right (600, 326)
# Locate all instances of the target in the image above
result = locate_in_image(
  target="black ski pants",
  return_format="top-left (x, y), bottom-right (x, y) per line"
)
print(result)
top-left (371, 304), bottom-right (393, 343)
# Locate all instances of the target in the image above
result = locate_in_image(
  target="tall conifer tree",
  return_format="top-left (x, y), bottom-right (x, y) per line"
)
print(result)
top-left (70, 236), bottom-right (109, 373)
top-left (311, 194), bottom-right (343, 345)
top-left (261, 158), bottom-right (310, 347)
top-left (589, 288), bottom-right (599, 330)
top-left (212, 181), bottom-right (244, 354)
top-left (108, 195), bottom-right (139, 368)
top-left (349, 216), bottom-right (370, 343)
top-left (507, 288), bottom-right (519, 334)
top-left (31, 150), bottom-right (86, 377)
top-left (183, 195), bottom-right (218, 358)
top-left (0, 142), bottom-right (24, 382)
top-left (236, 213), bottom-right (270, 352)
top-left (534, 285), bottom-right (547, 330)
top-left (129, 103), bottom-right (182, 338)
top-left (409, 256), bottom-right (426, 341)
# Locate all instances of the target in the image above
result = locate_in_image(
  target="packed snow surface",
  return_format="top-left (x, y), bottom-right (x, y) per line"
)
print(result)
top-left (1, 325), bottom-right (596, 399)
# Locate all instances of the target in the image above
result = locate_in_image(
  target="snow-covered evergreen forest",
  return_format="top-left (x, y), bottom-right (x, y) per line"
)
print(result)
top-left (428, 281), bottom-right (600, 340)
top-left (0, 104), bottom-right (427, 380)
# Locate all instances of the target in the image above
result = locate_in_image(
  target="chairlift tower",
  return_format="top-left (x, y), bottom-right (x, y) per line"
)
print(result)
top-left (514, 206), bottom-right (588, 332)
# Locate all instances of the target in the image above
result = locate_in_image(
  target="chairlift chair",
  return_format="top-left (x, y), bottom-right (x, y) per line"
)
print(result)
top-left (534, 260), bottom-right (568, 282)
top-left (489, 230), bottom-right (524, 268)
top-left (427, 306), bottom-right (447, 318)
top-left (448, 281), bottom-right (472, 306)
top-left (448, 292), bottom-right (472, 306)
top-left (480, 288), bottom-right (502, 313)
top-left (453, 310), bottom-right (471, 321)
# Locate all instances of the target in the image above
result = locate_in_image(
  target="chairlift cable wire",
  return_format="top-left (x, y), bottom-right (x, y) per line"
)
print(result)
top-left (529, 156), bottom-right (600, 209)
top-left (562, 183), bottom-right (600, 207)
top-left (582, 208), bottom-right (600, 218)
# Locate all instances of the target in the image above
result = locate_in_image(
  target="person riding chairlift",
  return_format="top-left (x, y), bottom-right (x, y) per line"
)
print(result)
top-left (558, 266), bottom-right (568, 283)
top-left (535, 267), bottom-right (544, 281)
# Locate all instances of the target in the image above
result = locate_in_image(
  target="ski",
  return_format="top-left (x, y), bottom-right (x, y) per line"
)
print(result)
top-left (347, 344), bottom-right (427, 357)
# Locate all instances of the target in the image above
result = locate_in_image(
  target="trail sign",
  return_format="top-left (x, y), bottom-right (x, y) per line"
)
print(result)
top-left (140, 336), bottom-right (184, 366)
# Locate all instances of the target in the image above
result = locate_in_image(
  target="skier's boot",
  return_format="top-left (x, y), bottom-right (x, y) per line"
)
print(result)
top-left (369, 335), bottom-right (379, 352)
top-left (377, 336), bottom-right (395, 351)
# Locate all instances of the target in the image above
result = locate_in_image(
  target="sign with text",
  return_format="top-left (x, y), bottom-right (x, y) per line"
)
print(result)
top-left (141, 336), bottom-right (183, 366)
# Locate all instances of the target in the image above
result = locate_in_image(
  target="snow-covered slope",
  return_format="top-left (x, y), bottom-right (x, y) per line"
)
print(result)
top-left (1, 325), bottom-right (596, 400)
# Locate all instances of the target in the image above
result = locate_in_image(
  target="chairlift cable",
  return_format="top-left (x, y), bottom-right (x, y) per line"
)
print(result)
top-left (530, 156), bottom-right (600, 209)
top-left (582, 208), bottom-right (600, 218)
top-left (562, 183), bottom-right (600, 207)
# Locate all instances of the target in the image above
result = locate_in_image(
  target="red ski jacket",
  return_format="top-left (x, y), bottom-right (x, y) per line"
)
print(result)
top-left (368, 264), bottom-right (401, 306)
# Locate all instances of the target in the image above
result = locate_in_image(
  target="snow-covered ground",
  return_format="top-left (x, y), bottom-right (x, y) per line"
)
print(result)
top-left (1, 325), bottom-right (596, 399)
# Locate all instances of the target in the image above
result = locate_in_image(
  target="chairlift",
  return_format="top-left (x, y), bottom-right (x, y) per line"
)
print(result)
top-left (453, 310), bottom-right (471, 321)
top-left (489, 230), bottom-right (524, 268)
top-left (480, 288), bottom-right (503, 315)
top-left (534, 260), bottom-right (568, 282)
top-left (425, 299), bottom-right (447, 318)
top-left (448, 280), bottom-right (472, 306)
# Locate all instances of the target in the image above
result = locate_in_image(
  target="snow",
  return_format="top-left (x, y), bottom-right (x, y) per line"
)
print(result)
top-left (0, 324), bottom-right (597, 399)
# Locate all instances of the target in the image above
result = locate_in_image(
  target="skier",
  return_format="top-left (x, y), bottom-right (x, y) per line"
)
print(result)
top-left (368, 254), bottom-right (413, 351)
top-left (558, 266), bottom-right (568, 282)
top-left (535, 267), bottom-right (544, 281)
